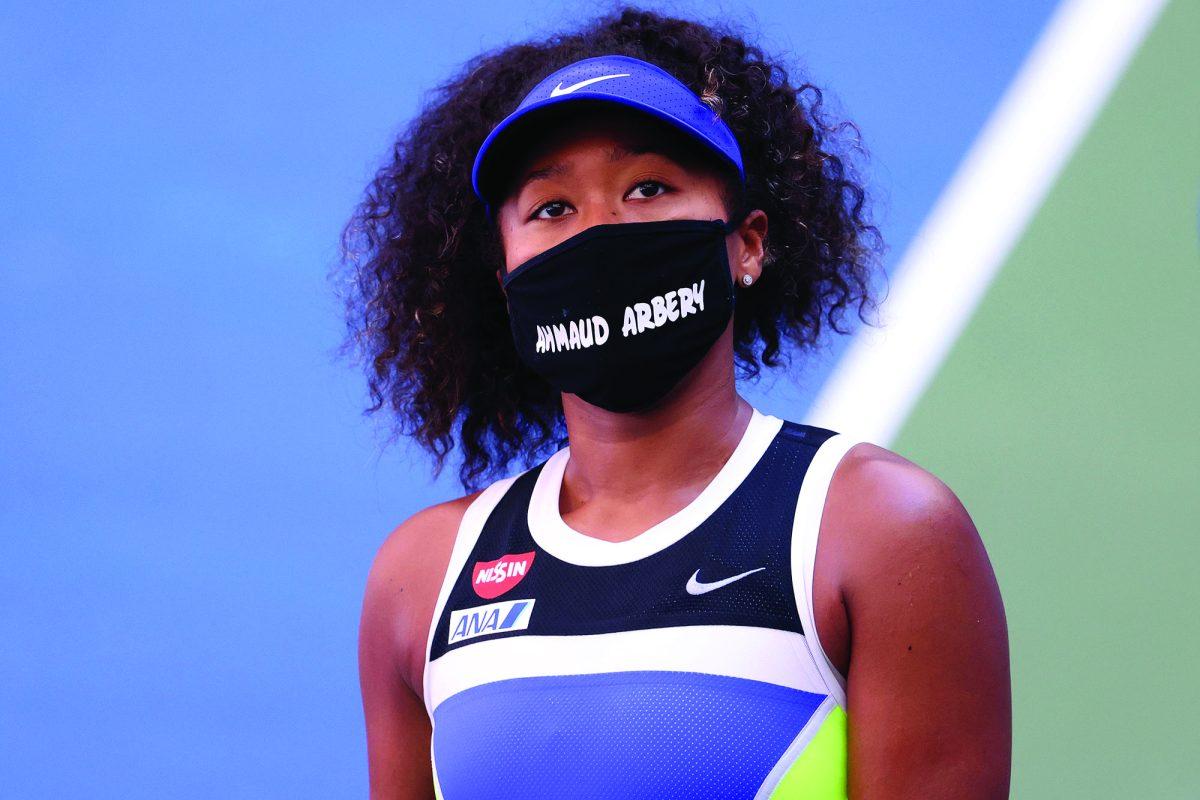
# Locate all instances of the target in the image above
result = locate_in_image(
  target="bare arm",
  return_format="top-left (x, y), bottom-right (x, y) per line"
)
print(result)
top-left (821, 446), bottom-right (1011, 798)
top-left (358, 496), bottom-right (477, 800)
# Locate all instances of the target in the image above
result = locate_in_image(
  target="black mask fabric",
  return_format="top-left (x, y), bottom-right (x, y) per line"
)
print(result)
top-left (501, 217), bottom-right (741, 413)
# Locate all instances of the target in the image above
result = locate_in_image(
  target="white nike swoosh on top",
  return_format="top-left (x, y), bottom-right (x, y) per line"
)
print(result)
top-left (685, 567), bottom-right (766, 596)
top-left (550, 73), bottom-right (631, 97)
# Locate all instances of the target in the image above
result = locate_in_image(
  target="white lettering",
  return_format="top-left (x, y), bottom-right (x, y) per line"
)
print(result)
top-left (664, 290), bottom-right (679, 321)
top-left (533, 316), bottom-right (613, 351)
top-left (593, 315), bottom-right (610, 345)
top-left (678, 287), bottom-right (696, 316)
top-left (622, 306), bottom-right (637, 337)
top-left (634, 302), bottom-right (653, 333)
top-left (651, 295), bottom-right (668, 327)
top-left (617, 280), bottom-right (715, 340)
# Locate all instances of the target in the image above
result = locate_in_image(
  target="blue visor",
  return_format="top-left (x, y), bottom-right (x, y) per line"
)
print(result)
top-left (471, 54), bottom-right (745, 216)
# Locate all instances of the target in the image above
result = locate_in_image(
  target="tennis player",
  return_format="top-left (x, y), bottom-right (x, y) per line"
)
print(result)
top-left (345, 9), bottom-right (1011, 799)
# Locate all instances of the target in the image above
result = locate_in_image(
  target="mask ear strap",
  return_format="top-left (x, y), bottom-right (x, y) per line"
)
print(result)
top-left (721, 215), bottom-right (746, 235)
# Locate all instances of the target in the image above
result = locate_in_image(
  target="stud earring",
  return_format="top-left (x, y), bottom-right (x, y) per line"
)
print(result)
top-left (741, 274), bottom-right (754, 286)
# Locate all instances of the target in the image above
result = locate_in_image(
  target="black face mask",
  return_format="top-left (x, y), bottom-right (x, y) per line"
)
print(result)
top-left (501, 217), bottom-right (741, 413)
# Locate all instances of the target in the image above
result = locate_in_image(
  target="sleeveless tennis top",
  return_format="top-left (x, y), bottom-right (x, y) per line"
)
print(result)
top-left (422, 407), bottom-right (862, 799)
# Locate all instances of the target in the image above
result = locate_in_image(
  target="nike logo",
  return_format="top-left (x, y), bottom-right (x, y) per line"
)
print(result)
top-left (550, 73), bottom-right (631, 97)
top-left (685, 567), bottom-right (766, 595)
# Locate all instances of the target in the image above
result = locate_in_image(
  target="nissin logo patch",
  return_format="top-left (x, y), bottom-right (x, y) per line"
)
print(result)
top-left (448, 599), bottom-right (536, 645)
top-left (472, 551), bottom-right (535, 599)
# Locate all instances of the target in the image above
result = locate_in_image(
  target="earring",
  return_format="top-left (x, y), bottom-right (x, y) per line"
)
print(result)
top-left (741, 274), bottom-right (754, 286)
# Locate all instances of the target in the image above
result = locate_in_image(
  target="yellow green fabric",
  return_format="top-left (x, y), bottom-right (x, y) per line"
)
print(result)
top-left (769, 705), bottom-right (848, 799)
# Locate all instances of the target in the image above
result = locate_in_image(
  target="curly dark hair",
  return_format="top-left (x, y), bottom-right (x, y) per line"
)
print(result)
top-left (336, 5), bottom-right (883, 491)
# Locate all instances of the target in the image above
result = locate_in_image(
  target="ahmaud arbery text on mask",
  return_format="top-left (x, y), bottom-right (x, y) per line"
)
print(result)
top-left (533, 280), bottom-right (707, 354)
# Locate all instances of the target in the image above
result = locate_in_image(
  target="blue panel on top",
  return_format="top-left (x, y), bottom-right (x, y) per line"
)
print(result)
top-left (433, 671), bottom-right (826, 799)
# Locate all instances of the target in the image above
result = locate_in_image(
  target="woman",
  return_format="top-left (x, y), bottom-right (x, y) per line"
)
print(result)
top-left (344, 8), bottom-right (1010, 799)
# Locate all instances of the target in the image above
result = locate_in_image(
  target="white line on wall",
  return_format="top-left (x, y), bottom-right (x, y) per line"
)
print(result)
top-left (803, 0), bottom-right (1168, 445)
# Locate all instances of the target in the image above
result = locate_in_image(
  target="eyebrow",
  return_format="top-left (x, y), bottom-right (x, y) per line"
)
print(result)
top-left (608, 142), bottom-right (671, 162)
top-left (514, 142), bottom-right (675, 192)
top-left (517, 162), bottom-right (570, 188)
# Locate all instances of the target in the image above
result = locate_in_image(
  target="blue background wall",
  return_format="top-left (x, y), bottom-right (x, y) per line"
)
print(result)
top-left (1, 2), bottom-right (1056, 796)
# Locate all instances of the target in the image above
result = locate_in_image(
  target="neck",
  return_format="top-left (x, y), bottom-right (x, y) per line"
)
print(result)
top-left (558, 332), bottom-right (754, 512)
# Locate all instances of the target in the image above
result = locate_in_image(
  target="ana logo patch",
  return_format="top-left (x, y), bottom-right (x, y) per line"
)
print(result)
top-left (448, 599), bottom-right (536, 645)
top-left (472, 551), bottom-right (535, 599)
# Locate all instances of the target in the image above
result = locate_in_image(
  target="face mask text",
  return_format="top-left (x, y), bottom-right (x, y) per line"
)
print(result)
top-left (532, 280), bottom-right (707, 354)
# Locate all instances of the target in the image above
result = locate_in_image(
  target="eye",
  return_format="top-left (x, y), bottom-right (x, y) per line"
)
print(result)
top-left (626, 179), bottom-right (670, 200)
top-left (530, 200), bottom-right (573, 221)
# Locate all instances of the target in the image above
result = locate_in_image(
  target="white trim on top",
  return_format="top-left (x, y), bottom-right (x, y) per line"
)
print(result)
top-left (421, 472), bottom-right (521, 721)
top-left (790, 433), bottom-right (865, 709)
top-left (525, 407), bottom-right (784, 566)
top-left (804, 0), bottom-right (1168, 445)
top-left (426, 624), bottom-right (827, 713)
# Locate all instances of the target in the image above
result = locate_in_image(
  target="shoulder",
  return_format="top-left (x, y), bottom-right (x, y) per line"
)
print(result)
top-left (819, 438), bottom-right (1002, 629)
top-left (818, 442), bottom-right (1011, 793)
top-left (368, 492), bottom-right (483, 592)
top-left (816, 439), bottom-right (996, 613)
top-left (359, 491), bottom-right (484, 697)
top-left (825, 441), bottom-right (984, 561)
top-left (802, 439), bottom-right (992, 651)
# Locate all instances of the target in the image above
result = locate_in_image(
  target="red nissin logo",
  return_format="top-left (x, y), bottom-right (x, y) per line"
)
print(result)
top-left (472, 551), bottom-right (535, 599)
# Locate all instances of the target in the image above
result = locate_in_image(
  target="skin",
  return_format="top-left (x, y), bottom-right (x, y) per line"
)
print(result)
top-left (359, 106), bottom-right (1011, 799)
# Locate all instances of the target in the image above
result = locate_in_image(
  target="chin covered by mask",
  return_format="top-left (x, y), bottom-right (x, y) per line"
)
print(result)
top-left (501, 217), bottom-right (742, 413)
